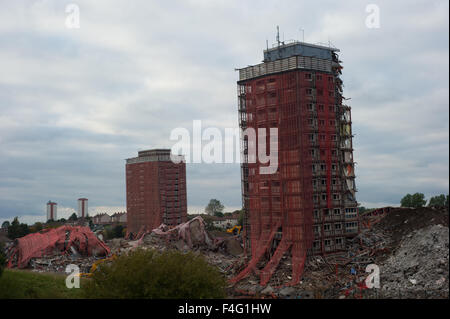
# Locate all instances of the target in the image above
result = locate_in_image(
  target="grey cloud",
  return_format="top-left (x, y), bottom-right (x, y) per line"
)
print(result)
top-left (0, 0), bottom-right (448, 222)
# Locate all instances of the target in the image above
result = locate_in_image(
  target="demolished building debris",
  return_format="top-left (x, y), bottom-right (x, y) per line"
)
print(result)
top-left (3, 206), bottom-right (447, 299)
top-left (6, 225), bottom-right (110, 269)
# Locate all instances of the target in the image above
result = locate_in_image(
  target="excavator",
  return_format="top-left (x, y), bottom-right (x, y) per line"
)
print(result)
top-left (77, 254), bottom-right (117, 278)
top-left (226, 225), bottom-right (242, 235)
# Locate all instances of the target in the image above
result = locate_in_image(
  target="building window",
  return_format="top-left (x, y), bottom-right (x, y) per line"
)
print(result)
top-left (324, 239), bottom-right (331, 246)
top-left (324, 224), bottom-right (331, 231)
top-left (305, 73), bottom-right (312, 80)
top-left (313, 210), bottom-right (320, 218)
top-left (316, 74), bottom-right (322, 81)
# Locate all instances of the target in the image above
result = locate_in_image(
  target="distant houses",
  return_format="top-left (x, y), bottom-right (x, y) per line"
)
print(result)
top-left (92, 212), bottom-right (127, 226)
top-left (212, 212), bottom-right (239, 229)
top-left (189, 212), bottom-right (240, 230)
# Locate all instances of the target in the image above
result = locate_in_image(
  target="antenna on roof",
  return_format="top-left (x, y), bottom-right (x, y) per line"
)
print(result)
top-left (299, 28), bottom-right (305, 42)
top-left (276, 25), bottom-right (280, 46)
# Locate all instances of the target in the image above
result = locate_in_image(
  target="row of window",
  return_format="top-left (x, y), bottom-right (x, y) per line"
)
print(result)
top-left (314, 223), bottom-right (343, 232)
top-left (313, 237), bottom-right (344, 248)
top-left (312, 178), bottom-right (340, 186)
top-left (310, 149), bottom-right (338, 157)
top-left (313, 193), bottom-right (341, 201)
top-left (304, 73), bottom-right (334, 83)
top-left (308, 118), bottom-right (336, 126)
top-left (309, 133), bottom-right (338, 142)
top-left (312, 163), bottom-right (338, 171)
top-left (313, 208), bottom-right (342, 218)
top-left (306, 88), bottom-right (335, 97)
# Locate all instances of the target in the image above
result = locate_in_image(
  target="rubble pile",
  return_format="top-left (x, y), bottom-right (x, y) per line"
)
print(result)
top-left (4, 207), bottom-right (447, 299)
top-left (6, 226), bottom-right (110, 270)
top-left (379, 224), bottom-right (449, 298)
top-left (226, 207), bottom-right (449, 299)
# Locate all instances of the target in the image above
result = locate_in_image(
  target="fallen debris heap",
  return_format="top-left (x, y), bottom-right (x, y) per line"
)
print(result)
top-left (7, 225), bottom-right (110, 269)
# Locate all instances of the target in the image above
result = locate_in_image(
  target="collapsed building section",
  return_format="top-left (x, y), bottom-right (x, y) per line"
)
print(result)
top-left (7, 226), bottom-right (110, 269)
top-left (126, 149), bottom-right (188, 237)
top-left (233, 40), bottom-right (359, 286)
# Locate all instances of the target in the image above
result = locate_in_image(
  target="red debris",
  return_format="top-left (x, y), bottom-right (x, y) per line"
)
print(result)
top-left (7, 225), bottom-right (110, 268)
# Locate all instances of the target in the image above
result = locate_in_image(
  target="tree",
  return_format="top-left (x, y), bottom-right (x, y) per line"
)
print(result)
top-left (400, 193), bottom-right (426, 208)
top-left (84, 249), bottom-right (226, 298)
top-left (428, 194), bottom-right (448, 207)
top-left (205, 199), bottom-right (224, 216)
top-left (106, 225), bottom-right (125, 239)
top-left (29, 222), bottom-right (43, 233)
top-left (7, 217), bottom-right (30, 239)
top-left (1, 221), bottom-right (10, 229)
top-left (237, 210), bottom-right (245, 227)
top-left (213, 212), bottom-right (224, 218)
top-left (68, 213), bottom-right (78, 221)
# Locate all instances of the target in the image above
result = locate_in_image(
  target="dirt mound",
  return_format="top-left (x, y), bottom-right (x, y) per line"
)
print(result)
top-left (380, 224), bottom-right (449, 298)
top-left (374, 206), bottom-right (448, 248)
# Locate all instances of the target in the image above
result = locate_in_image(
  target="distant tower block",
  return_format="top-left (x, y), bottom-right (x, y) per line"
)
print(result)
top-left (78, 198), bottom-right (88, 218)
top-left (46, 201), bottom-right (57, 221)
top-left (126, 149), bottom-right (187, 235)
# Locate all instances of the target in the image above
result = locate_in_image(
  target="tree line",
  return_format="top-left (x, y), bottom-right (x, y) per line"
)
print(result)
top-left (400, 193), bottom-right (449, 208)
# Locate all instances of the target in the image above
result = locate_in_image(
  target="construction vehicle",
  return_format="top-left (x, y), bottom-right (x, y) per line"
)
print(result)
top-left (226, 225), bottom-right (242, 235)
top-left (77, 254), bottom-right (117, 278)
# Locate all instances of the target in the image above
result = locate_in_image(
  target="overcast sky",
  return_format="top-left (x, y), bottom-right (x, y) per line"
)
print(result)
top-left (0, 0), bottom-right (448, 224)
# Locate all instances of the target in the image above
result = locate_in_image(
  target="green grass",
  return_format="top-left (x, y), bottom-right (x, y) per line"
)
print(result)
top-left (0, 269), bottom-right (87, 299)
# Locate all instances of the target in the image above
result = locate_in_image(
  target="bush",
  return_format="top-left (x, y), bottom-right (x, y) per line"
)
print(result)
top-left (84, 249), bottom-right (226, 299)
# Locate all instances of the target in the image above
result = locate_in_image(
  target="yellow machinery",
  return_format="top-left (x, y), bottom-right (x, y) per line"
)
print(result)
top-left (78, 254), bottom-right (117, 278)
top-left (226, 225), bottom-right (242, 235)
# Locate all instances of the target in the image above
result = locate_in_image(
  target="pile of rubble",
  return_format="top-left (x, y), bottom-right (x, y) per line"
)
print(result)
top-left (107, 217), bottom-right (244, 275)
top-left (379, 224), bottom-right (449, 298)
top-left (225, 206), bottom-right (449, 299)
top-left (4, 207), bottom-right (447, 299)
top-left (6, 225), bottom-right (110, 272)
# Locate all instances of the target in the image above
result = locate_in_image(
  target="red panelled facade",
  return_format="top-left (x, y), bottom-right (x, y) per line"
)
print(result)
top-left (233, 42), bottom-right (359, 286)
top-left (126, 149), bottom-right (187, 235)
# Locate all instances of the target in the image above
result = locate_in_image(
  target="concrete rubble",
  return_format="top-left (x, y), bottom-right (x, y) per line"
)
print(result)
top-left (3, 207), bottom-right (448, 299)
